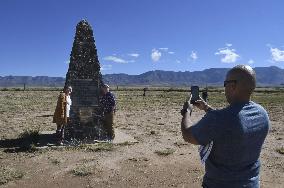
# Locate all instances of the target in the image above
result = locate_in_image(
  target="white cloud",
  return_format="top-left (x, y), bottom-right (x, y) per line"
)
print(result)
top-left (187, 51), bottom-right (198, 62)
top-left (151, 49), bottom-right (162, 62)
top-left (65, 60), bottom-right (70, 64)
top-left (215, 45), bottom-right (240, 63)
top-left (270, 47), bottom-right (284, 62)
top-left (226, 43), bottom-right (232, 47)
top-left (128, 53), bottom-right (140, 58)
top-left (168, 51), bottom-right (175, 54)
top-left (190, 51), bottom-right (198, 61)
top-left (248, 59), bottom-right (254, 64)
top-left (159, 47), bottom-right (168, 51)
top-left (101, 64), bottom-right (112, 71)
top-left (103, 56), bottom-right (128, 64)
top-left (128, 60), bottom-right (136, 63)
top-left (176, 59), bottom-right (181, 64)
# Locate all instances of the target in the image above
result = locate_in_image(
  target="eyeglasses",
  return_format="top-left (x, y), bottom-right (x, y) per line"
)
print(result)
top-left (224, 80), bottom-right (237, 87)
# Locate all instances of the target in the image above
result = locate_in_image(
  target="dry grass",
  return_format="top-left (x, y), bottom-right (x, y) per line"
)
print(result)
top-left (0, 167), bottom-right (24, 185)
top-left (80, 143), bottom-right (114, 152)
top-left (0, 87), bottom-right (283, 186)
top-left (276, 147), bottom-right (284, 155)
top-left (50, 158), bottom-right (61, 165)
top-left (19, 128), bottom-right (40, 142)
top-left (155, 148), bottom-right (175, 156)
top-left (116, 141), bottom-right (137, 146)
top-left (72, 164), bottom-right (93, 177)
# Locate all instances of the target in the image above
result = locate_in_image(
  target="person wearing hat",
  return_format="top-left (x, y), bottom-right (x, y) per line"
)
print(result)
top-left (100, 84), bottom-right (116, 140)
top-left (53, 86), bottom-right (72, 144)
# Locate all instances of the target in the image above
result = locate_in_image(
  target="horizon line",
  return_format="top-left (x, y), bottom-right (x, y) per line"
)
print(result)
top-left (0, 65), bottom-right (281, 77)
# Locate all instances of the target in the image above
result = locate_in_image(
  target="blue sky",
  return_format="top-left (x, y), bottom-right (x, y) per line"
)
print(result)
top-left (1, 0), bottom-right (284, 76)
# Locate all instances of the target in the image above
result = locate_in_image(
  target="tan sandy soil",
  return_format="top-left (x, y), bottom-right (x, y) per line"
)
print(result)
top-left (0, 90), bottom-right (283, 188)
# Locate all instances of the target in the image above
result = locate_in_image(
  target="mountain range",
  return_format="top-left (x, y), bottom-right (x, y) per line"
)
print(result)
top-left (1, 66), bottom-right (284, 87)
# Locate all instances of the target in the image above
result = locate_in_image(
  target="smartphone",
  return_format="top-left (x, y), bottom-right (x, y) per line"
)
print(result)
top-left (190, 86), bottom-right (199, 104)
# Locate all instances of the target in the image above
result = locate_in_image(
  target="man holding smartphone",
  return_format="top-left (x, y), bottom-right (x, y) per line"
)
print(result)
top-left (181, 65), bottom-right (269, 188)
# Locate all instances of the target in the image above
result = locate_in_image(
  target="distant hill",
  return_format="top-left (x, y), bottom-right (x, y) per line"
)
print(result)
top-left (103, 66), bottom-right (284, 86)
top-left (0, 76), bottom-right (65, 87)
top-left (1, 66), bottom-right (284, 87)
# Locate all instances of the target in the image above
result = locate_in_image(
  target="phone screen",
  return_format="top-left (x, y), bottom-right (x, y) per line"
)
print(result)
top-left (191, 86), bottom-right (199, 103)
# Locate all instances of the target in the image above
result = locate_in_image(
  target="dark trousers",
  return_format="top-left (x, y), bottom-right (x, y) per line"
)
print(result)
top-left (103, 112), bottom-right (115, 140)
top-left (56, 123), bottom-right (65, 142)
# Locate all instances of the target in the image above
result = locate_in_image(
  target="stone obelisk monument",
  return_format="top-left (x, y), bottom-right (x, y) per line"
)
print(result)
top-left (64, 20), bottom-right (104, 142)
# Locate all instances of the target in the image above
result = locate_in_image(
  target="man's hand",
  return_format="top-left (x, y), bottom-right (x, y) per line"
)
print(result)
top-left (181, 95), bottom-right (193, 116)
top-left (180, 95), bottom-right (199, 145)
top-left (182, 101), bottom-right (191, 110)
top-left (194, 97), bottom-right (212, 112)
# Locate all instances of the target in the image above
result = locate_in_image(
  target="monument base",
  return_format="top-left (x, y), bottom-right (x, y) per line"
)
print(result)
top-left (37, 129), bottom-right (137, 148)
top-left (65, 79), bottom-right (104, 141)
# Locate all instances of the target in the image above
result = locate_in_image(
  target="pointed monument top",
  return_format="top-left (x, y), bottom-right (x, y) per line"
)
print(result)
top-left (77, 19), bottom-right (92, 28)
top-left (75, 19), bottom-right (93, 35)
top-left (65, 19), bottom-right (102, 86)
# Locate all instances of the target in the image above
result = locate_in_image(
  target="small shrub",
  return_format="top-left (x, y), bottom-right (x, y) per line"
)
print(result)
top-left (128, 157), bottom-right (149, 162)
top-left (19, 128), bottom-right (40, 144)
top-left (81, 143), bottom-right (114, 152)
top-left (72, 165), bottom-right (92, 176)
top-left (51, 158), bottom-right (61, 165)
top-left (117, 141), bottom-right (136, 146)
top-left (155, 148), bottom-right (175, 156)
top-left (28, 143), bottom-right (39, 152)
top-left (174, 141), bottom-right (188, 147)
top-left (276, 147), bottom-right (284, 155)
top-left (0, 167), bottom-right (24, 185)
top-left (1, 88), bottom-right (9, 91)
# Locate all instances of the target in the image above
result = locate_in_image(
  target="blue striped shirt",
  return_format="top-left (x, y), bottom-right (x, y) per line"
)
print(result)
top-left (191, 101), bottom-right (269, 188)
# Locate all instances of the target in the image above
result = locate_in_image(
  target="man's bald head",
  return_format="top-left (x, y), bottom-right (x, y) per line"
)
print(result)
top-left (227, 65), bottom-right (256, 95)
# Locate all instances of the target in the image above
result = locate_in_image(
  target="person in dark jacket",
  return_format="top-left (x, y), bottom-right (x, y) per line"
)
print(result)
top-left (100, 84), bottom-right (116, 140)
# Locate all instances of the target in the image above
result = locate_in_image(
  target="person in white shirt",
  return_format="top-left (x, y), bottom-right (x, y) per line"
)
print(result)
top-left (53, 86), bottom-right (72, 145)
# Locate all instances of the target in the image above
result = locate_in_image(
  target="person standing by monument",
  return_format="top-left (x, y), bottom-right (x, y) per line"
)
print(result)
top-left (53, 86), bottom-right (72, 144)
top-left (180, 65), bottom-right (269, 187)
top-left (100, 84), bottom-right (116, 140)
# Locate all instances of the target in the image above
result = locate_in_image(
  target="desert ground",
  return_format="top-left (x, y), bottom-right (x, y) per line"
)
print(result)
top-left (0, 87), bottom-right (283, 188)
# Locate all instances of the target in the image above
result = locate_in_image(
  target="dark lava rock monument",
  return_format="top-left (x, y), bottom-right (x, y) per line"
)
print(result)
top-left (64, 20), bottom-right (104, 142)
